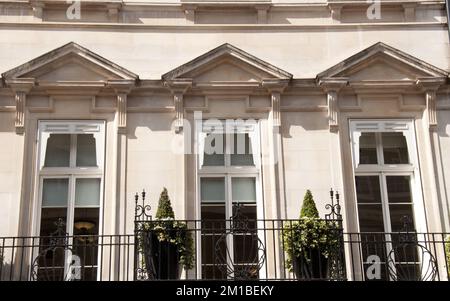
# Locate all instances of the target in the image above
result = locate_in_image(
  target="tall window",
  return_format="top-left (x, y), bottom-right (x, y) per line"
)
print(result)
top-left (36, 121), bottom-right (105, 280)
top-left (197, 119), bottom-right (262, 279)
top-left (350, 120), bottom-right (425, 280)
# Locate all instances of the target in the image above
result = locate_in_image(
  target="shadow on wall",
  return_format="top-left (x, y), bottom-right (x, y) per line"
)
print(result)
top-left (281, 111), bottom-right (329, 139)
top-left (126, 112), bottom-right (174, 140)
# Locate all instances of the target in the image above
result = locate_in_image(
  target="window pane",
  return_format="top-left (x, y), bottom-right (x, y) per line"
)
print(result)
top-left (357, 204), bottom-right (385, 232)
top-left (39, 208), bottom-right (67, 236)
top-left (231, 133), bottom-right (254, 166)
top-left (201, 204), bottom-right (226, 230)
top-left (42, 178), bottom-right (69, 207)
top-left (203, 133), bottom-right (225, 166)
top-left (359, 133), bottom-right (378, 164)
top-left (75, 178), bottom-right (101, 207)
top-left (44, 134), bottom-right (70, 167)
top-left (386, 176), bottom-right (412, 204)
top-left (201, 178), bottom-right (225, 203)
top-left (232, 178), bottom-right (256, 203)
top-left (389, 205), bottom-right (415, 231)
top-left (76, 134), bottom-right (97, 167)
top-left (355, 176), bottom-right (382, 203)
top-left (382, 132), bottom-right (409, 164)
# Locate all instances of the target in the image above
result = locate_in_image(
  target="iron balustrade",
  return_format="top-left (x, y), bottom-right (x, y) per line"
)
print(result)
top-left (0, 222), bottom-right (449, 281)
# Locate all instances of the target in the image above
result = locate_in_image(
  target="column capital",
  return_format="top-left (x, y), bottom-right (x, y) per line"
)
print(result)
top-left (262, 78), bottom-right (290, 93)
top-left (107, 79), bottom-right (135, 94)
top-left (164, 79), bottom-right (192, 94)
top-left (318, 77), bottom-right (348, 92)
top-left (416, 77), bottom-right (446, 92)
top-left (5, 78), bottom-right (35, 93)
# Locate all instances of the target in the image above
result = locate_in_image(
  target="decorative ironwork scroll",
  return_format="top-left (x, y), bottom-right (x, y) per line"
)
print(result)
top-left (30, 219), bottom-right (77, 281)
top-left (215, 204), bottom-right (266, 280)
top-left (387, 216), bottom-right (438, 281)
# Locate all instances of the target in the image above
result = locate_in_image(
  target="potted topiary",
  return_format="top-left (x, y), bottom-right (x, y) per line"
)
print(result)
top-left (282, 190), bottom-right (341, 280)
top-left (141, 188), bottom-right (194, 279)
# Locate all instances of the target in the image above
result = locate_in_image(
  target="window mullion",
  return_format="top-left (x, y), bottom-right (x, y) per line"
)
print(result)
top-left (225, 133), bottom-right (231, 167)
top-left (380, 173), bottom-right (392, 233)
top-left (70, 134), bottom-right (77, 168)
top-left (376, 132), bottom-right (384, 165)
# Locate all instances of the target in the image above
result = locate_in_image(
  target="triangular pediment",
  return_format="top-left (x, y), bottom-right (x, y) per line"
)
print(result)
top-left (2, 42), bottom-right (138, 82)
top-left (162, 43), bottom-right (292, 84)
top-left (317, 42), bottom-right (448, 82)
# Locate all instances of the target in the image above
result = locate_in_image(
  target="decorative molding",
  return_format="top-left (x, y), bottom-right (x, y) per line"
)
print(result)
top-left (5, 78), bottom-right (35, 134)
top-left (417, 77), bottom-right (446, 130)
top-left (108, 79), bottom-right (135, 133)
top-left (30, 1), bottom-right (45, 21)
top-left (262, 79), bottom-right (289, 128)
top-left (328, 3), bottom-right (343, 23)
top-left (319, 78), bottom-right (347, 132)
top-left (317, 42), bottom-right (449, 80)
top-left (2, 42), bottom-right (139, 81)
top-left (182, 4), bottom-right (197, 24)
top-left (256, 4), bottom-right (270, 24)
top-left (162, 43), bottom-right (292, 82)
top-left (165, 79), bottom-right (192, 133)
top-left (107, 3), bottom-right (122, 22)
top-left (402, 3), bottom-right (417, 21)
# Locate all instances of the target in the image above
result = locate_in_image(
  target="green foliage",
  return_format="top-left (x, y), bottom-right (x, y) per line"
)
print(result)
top-left (155, 188), bottom-right (175, 219)
top-left (142, 188), bottom-right (194, 270)
top-left (143, 220), bottom-right (194, 270)
top-left (300, 190), bottom-right (319, 218)
top-left (282, 190), bottom-right (341, 271)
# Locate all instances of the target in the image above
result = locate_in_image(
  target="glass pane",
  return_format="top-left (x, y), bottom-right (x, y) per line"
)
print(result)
top-left (357, 204), bottom-right (385, 232)
top-left (231, 133), bottom-right (254, 166)
top-left (201, 178), bottom-right (225, 203)
top-left (73, 208), bottom-right (100, 266)
top-left (42, 178), bottom-right (69, 207)
top-left (359, 133), bottom-right (378, 164)
top-left (232, 204), bottom-right (257, 229)
top-left (44, 134), bottom-right (70, 167)
top-left (386, 176), bottom-right (412, 203)
top-left (355, 176), bottom-right (382, 203)
top-left (201, 204), bottom-right (226, 232)
top-left (39, 208), bottom-right (67, 236)
top-left (76, 134), bottom-right (97, 167)
top-left (232, 178), bottom-right (256, 203)
top-left (203, 133), bottom-right (225, 166)
top-left (389, 205), bottom-right (415, 231)
top-left (382, 132), bottom-right (409, 164)
top-left (75, 178), bottom-right (101, 207)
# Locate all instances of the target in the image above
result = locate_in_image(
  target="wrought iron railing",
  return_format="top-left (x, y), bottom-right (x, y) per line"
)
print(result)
top-left (1, 189), bottom-right (449, 281)
top-left (1, 224), bottom-right (449, 281)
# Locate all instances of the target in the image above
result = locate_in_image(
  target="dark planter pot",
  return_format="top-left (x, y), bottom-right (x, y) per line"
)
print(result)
top-left (292, 248), bottom-right (329, 280)
top-left (143, 231), bottom-right (181, 280)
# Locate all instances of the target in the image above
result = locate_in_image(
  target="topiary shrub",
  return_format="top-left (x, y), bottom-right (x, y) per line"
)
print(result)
top-left (141, 188), bottom-right (194, 279)
top-left (282, 190), bottom-right (341, 279)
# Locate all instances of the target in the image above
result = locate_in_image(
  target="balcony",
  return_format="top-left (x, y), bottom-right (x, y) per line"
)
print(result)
top-left (1, 219), bottom-right (449, 281)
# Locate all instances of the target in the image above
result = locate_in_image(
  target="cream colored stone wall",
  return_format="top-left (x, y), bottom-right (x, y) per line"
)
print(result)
top-left (0, 0), bottom-right (448, 238)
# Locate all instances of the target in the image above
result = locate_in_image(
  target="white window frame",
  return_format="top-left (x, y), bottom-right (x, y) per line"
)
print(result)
top-left (32, 120), bottom-right (105, 281)
top-left (349, 119), bottom-right (427, 280)
top-left (349, 119), bottom-right (426, 233)
top-left (195, 119), bottom-right (264, 279)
